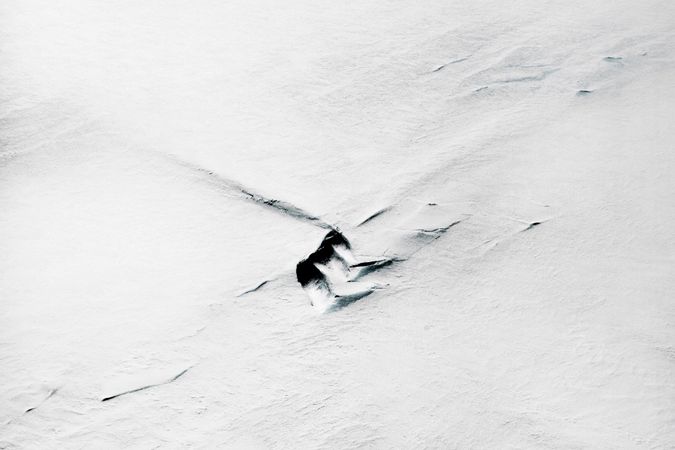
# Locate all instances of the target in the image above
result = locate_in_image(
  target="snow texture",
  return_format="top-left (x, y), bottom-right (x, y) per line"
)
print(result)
top-left (1, 0), bottom-right (674, 448)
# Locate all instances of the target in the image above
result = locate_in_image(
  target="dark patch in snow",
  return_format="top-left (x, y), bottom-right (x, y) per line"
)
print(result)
top-left (296, 229), bottom-right (379, 309)
top-left (523, 221), bottom-right (546, 231)
top-left (296, 258), bottom-right (330, 290)
top-left (577, 89), bottom-right (593, 96)
top-left (603, 56), bottom-right (623, 62)
top-left (296, 229), bottom-right (352, 298)
top-left (101, 367), bottom-right (191, 402)
top-left (523, 221), bottom-right (542, 231)
top-left (296, 218), bottom-right (464, 309)
top-left (322, 228), bottom-right (351, 250)
top-left (296, 229), bottom-right (350, 288)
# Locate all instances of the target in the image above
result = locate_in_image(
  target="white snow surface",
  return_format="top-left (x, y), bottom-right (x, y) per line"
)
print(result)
top-left (1, 0), bottom-right (675, 448)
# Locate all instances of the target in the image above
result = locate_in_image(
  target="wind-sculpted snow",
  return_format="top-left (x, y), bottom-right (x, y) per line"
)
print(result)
top-left (430, 57), bottom-right (469, 73)
top-left (2, 0), bottom-right (675, 448)
top-left (161, 152), bottom-right (333, 230)
top-left (231, 198), bottom-right (477, 311)
top-left (3, 388), bottom-right (58, 426)
top-left (295, 229), bottom-right (379, 311)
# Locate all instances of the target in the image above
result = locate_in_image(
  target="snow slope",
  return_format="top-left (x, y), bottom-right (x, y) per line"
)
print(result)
top-left (1, 0), bottom-right (674, 448)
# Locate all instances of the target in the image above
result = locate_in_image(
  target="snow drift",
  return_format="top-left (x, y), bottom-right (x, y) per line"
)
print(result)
top-left (1, 0), bottom-right (674, 448)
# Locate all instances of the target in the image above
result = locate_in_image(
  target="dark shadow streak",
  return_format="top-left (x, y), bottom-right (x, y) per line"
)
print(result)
top-left (237, 280), bottom-right (271, 297)
top-left (24, 389), bottom-right (57, 414)
top-left (101, 367), bottom-right (191, 402)
top-left (523, 221), bottom-right (542, 231)
top-left (350, 258), bottom-right (402, 280)
top-left (161, 153), bottom-right (333, 230)
top-left (357, 207), bottom-right (392, 227)
top-left (431, 57), bottom-right (469, 73)
top-left (330, 289), bottom-right (375, 311)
